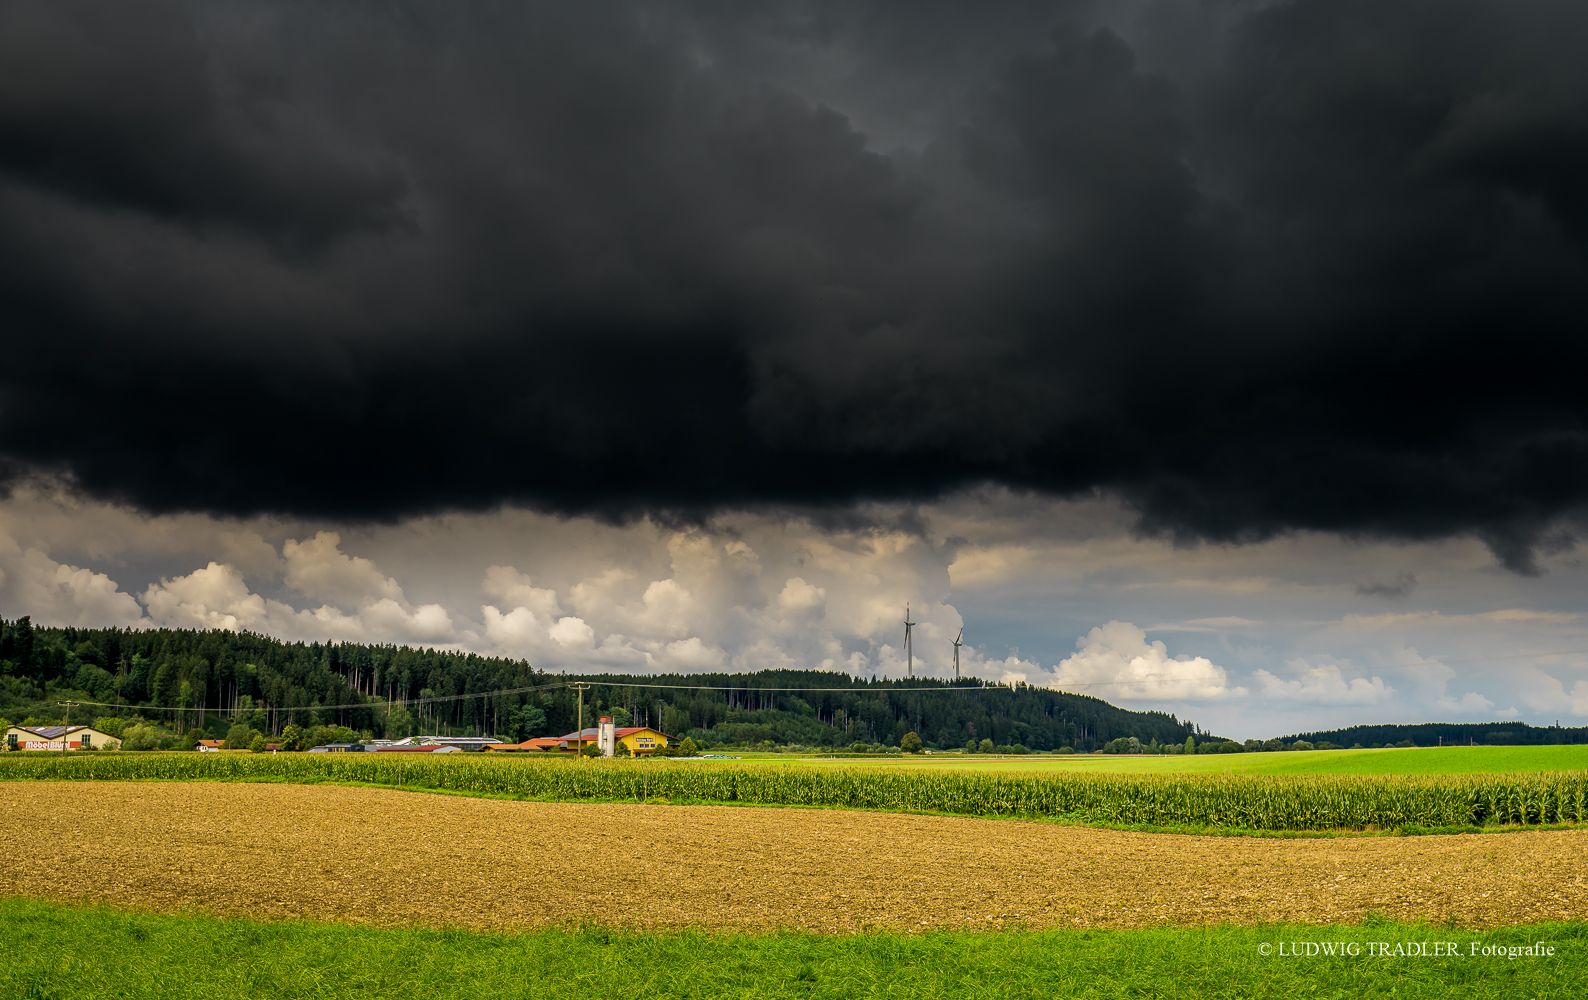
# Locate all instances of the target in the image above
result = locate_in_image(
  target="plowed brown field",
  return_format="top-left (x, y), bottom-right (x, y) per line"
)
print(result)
top-left (4, 782), bottom-right (1585, 931)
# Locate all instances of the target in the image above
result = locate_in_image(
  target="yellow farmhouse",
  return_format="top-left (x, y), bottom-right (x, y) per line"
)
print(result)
top-left (615, 726), bottom-right (674, 755)
top-left (552, 723), bottom-right (677, 756)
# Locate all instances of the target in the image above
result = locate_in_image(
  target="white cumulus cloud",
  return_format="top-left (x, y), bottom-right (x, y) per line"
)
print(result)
top-left (1254, 659), bottom-right (1393, 706)
top-left (777, 577), bottom-right (827, 611)
top-left (0, 543), bottom-right (145, 628)
top-left (1572, 682), bottom-right (1588, 717)
top-left (482, 565), bottom-right (563, 619)
top-left (549, 616), bottom-right (597, 648)
top-left (1437, 691), bottom-right (1497, 714)
top-left (283, 531), bottom-right (408, 607)
top-left (143, 562), bottom-right (272, 632)
top-left (145, 554), bottom-right (455, 645)
top-left (1052, 621), bottom-right (1243, 700)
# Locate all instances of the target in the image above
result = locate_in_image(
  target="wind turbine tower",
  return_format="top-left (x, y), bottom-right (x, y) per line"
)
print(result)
top-left (903, 602), bottom-right (915, 679)
top-left (952, 627), bottom-right (963, 681)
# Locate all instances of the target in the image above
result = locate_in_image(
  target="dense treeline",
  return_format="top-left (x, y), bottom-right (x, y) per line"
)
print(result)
top-left (557, 669), bottom-right (1214, 751)
top-left (0, 618), bottom-right (544, 741)
top-left (0, 620), bottom-right (1217, 750)
top-left (1286, 722), bottom-right (1588, 748)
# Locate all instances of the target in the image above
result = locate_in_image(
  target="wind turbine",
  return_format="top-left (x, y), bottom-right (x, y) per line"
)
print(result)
top-left (903, 602), bottom-right (915, 679)
top-left (952, 627), bottom-right (963, 681)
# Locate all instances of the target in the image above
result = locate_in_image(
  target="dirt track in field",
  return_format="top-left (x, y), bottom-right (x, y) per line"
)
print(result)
top-left (3, 781), bottom-right (1585, 931)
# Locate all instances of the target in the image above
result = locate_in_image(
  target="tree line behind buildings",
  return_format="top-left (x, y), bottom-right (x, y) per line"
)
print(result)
top-left (0, 619), bottom-right (1224, 751)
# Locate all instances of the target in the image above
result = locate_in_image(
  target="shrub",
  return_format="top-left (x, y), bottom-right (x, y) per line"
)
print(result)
top-left (899, 732), bottom-right (923, 754)
top-left (1199, 741), bottom-right (1245, 754)
top-left (247, 735), bottom-right (268, 753)
top-left (977, 739), bottom-right (995, 754)
top-left (678, 737), bottom-right (700, 757)
top-left (1057, 746), bottom-right (1075, 755)
top-left (119, 725), bottom-right (164, 751)
top-left (963, 739), bottom-right (978, 753)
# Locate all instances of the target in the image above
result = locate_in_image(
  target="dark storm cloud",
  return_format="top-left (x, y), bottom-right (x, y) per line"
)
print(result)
top-left (1, 0), bottom-right (1587, 570)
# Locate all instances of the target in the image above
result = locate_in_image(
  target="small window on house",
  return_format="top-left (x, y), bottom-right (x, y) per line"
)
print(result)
top-left (80, 734), bottom-right (91, 748)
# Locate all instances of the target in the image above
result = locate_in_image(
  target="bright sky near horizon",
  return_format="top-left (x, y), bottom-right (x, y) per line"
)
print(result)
top-left (4, 483), bottom-right (1584, 741)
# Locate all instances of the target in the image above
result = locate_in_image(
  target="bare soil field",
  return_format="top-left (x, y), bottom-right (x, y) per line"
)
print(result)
top-left (4, 782), bottom-right (1585, 932)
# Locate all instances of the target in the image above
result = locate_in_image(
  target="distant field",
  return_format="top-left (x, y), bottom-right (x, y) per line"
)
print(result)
top-left (749, 745), bottom-right (1588, 776)
top-left (6, 747), bottom-right (1588, 831)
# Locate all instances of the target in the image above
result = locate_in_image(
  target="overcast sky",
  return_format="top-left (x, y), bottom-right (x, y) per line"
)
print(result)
top-left (2, 0), bottom-right (1587, 739)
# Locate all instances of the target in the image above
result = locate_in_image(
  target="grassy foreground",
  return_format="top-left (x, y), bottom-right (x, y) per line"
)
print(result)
top-left (5, 752), bottom-right (1588, 830)
top-left (1, 898), bottom-right (1580, 1000)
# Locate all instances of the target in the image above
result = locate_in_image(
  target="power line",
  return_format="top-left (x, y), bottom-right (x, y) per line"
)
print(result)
top-left (59, 645), bottom-right (1588, 712)
top-left (587, 680), bottom-right (1003, 693)
top-left (66, 680), bottom-right (568, 714)
top-left (68, 677), bottom-right (1018, 714)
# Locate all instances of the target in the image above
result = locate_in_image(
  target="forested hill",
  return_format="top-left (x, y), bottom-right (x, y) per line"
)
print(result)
top-left (1285, 721), bottom-right (1588, 748)
top-left (0, 619), bottom-right (1218, 751)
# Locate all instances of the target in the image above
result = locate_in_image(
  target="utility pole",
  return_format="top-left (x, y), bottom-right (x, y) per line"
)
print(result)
top-left (571, 682), bottom-right (591, 757)
top-left (56, 701), bottom-right (79, 755)
top-left (903, 603), bottom-right (915, 680)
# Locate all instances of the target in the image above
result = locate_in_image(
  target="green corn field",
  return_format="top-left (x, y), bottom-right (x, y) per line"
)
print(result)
top-left (3, 753), bottom-right (1585, 830)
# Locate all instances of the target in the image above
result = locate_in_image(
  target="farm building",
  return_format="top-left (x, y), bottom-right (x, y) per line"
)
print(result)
top-left (5, 725), bottom-right (118, 751)
top-left (307, 743), bottom-right (367, 752)
top-left (613, 726), bottom-right (675, 755)
top-left (371, 744), bottom-right (461, 753)
top-left (384, 736), bottom-right (501, 751)
top-left (553, 720), bottom-right (677, 756)
top-left (195, 740), bottom-right (225, 752)
top-left (483, 738), bottom-right (564, 752)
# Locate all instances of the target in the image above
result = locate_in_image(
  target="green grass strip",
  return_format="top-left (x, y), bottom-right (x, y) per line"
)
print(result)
top-left (1, 897), bottom-right (1582, 1000)
top-left (6, 752), bottom-right (1588, 831)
